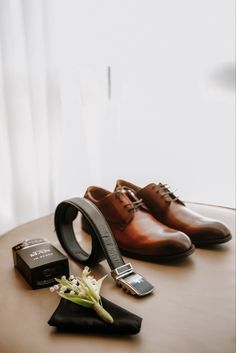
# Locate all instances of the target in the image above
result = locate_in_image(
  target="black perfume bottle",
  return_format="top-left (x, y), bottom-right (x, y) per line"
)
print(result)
top-left (13, 238), bottom-right (69, 289)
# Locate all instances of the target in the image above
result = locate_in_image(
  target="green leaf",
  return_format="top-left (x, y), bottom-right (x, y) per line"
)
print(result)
top-left (80, 278), bottom-right (99, 301)
top-left (55, 278), bottom-right (71, 287)
top-left (55, 278), bottom-right (79, 293)
top-left (59, 293), bottom-right (94, 308)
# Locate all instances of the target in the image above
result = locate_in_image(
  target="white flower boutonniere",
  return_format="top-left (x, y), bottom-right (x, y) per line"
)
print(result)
top-left (50, 267), bottom-right (113, 324)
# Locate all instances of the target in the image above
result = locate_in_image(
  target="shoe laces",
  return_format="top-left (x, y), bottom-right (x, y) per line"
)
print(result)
top-left (153, 183), bottom-right (180, 202)
top-left (115, 187), bottom-right (145, 212)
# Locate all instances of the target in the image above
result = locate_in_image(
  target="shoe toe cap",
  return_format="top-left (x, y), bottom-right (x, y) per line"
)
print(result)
top-left (169, 231), bottom-right (193, 253)
top-left (190, 221), bottom-right (232, 245)
top-left (154, 231), bottom-right (193, 256)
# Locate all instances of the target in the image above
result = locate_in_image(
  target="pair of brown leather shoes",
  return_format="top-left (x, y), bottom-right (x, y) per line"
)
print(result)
top-left (82, 180), bottom-right (232, 262)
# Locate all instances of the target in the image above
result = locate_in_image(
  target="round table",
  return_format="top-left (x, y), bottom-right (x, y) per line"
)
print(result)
top-left (0, 203), bottom-right (235, 353)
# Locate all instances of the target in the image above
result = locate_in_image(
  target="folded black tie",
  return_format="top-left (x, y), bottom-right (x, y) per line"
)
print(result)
top-left (48, 296), bottom-right (142, 335)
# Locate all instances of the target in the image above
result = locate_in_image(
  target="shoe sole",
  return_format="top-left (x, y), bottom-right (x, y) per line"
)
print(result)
top-left (192, 233), bottom-right (232, 246)
top-left (119, 245), bottom-right (195, 263)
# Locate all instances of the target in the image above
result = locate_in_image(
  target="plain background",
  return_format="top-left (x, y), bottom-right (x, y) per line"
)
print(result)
top-left (52, 1), bottom-right (235, 207)
top-left (0, 0), bottom-right (235, 235)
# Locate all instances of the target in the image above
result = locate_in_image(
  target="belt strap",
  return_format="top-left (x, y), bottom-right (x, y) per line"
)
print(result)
top-left (54, 197), bottom-right (154, 296)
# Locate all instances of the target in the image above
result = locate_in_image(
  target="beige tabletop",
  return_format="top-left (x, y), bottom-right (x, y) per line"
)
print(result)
top-left (0, 203), bottom-right (235, 353)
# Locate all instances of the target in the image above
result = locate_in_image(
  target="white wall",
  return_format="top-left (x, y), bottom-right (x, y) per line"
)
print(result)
top-left (51, 0), bottom-right (235, 207)
top-left (0, 0), bottom-right (234, 236)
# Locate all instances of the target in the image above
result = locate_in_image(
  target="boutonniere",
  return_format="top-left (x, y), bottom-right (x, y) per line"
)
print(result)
top-left (50, 266), bottom-right (113, 324)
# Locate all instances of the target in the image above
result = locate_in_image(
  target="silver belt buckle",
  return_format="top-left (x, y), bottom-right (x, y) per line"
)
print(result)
top-left (111, 263), bottom-right (154, 296)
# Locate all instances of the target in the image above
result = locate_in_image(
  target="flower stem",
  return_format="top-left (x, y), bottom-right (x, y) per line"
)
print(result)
top-left (93, 302), bottom-right (114, 324)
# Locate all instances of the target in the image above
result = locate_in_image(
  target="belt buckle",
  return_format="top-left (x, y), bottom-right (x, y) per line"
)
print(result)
top-left (111, 263), bottom-right (154, 296)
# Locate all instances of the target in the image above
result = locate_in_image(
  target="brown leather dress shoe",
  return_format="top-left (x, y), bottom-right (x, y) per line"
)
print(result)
top-left (115, 180), bottom-right (232, 246)
top-left (83, 186), bottom-right (194, 262)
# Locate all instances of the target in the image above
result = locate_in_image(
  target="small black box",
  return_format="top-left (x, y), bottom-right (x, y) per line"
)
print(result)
top-left (12, 238), bottom-right (69, 289)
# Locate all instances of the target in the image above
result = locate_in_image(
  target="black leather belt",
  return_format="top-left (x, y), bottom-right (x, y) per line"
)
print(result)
top-left (54, 197), bottom-right (154, 296)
